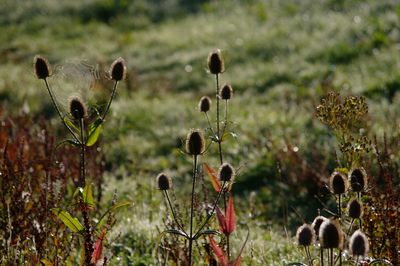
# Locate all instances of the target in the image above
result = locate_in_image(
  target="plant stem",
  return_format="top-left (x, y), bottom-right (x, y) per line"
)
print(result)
top-left (188, 155), bottom-right (198, 265)
top-left (79, 118), bottom-right (86, 188)
top-left (102, 81), bottom-right (118, 121)
top-left (164, 190), bottom-right (187, 235)
top-left (215, 74), bottom-right (223, 165)
top-left (305, 246), bottom-right (313, 266)
top-left (320, 248), bottom-right (324, 266)
top-left (338, 194), bottom-right (342, 218)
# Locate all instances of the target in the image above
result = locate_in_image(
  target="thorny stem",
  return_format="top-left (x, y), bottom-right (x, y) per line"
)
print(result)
top-left (338, 194), bottom-right (342, 218)
top-left (188, 155), bottom-right (198, 266)
top-left (205, 112), bottom-right (216, 138)
top-left (330, 248), bottom-right (333, 266)
top-left (164, 190), bottom-right (187, 235)
top-left (305, 246), bottom-right (313, 266)
top-left (222, 99), bottom-right (229, 137)
top-left (320, 248), bottom-right (324, 266)
top-left (215, 74), bottom-right (223, 165)
top-left (102, 81), bottom-right (118, 121)
top-left (79, 118), bottom-right (86, 188)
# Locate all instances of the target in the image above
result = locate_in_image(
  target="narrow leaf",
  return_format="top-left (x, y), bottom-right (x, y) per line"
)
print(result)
top-left (209, 236), bottom-right (228, 266)
top-left (64, 117), bottom-right (79, 132)
top-left (230, 230), bottom-right (250, 266)
top-left (216, 206), bottom-right (227, 235)
top-left (226, 196), bottom-right (236, 235)
top-left (56, 139), bottom-right (80, 149)
top-left (96, 200), bottom-right (131, 229)
top-left (204, 163), bottom-right (221, 192)
top-left (86, 118), bottom-right (103, 147)
top-left (51, 208), bottom-right (84, 233)
top-left (194, 229), bottom-right (220, 239)
top-left (163, 229), bottom-right (188, 238)
top-left (82, 184), bottom-right (94, 209)
top-left (91, 229), bottom-right (106, 264)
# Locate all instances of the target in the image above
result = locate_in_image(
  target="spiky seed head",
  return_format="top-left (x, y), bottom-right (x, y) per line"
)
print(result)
top-left (199, 96), bottom-right (211, 113)
top-left (218, 163), bottom-right (235, 182)
top-left (207, 49), bottom-right (224, 74)
top-left (312, 216), bottom-right (328, 241)
top-left (349, 230), bottom-right (369, 257)
top-left (348, 198), bottom-right (362, 219)
top-left (319, 219), bottom-right (344, 249)
top-left (157, 173), bottom-right (172, 190)
top-left (349, 167), bottom-right (367, 192)
top-left (110, 57), bottom-right (126, 81)
top-left (185, 129), bottom-right (205, 156)
top-left (220, 84), bottom-right (233, 100)
top-left (69, 96), bottom-right (87, 120)
top-left (296, 224), bottom-right (315, 246)
top-left (34, 55), bottom-right (51, 79)
top-left (329, 172), bottom-right (348, 195)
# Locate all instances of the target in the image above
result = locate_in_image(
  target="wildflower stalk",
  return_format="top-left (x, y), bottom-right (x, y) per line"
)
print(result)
top-left (79, 118), bottom-right (86, 187)
top-left (102, 81), bottom-right (118, 121)
top-left (188, 154), bottom-right (198, 265)
top-left (215, 74), bottom-right (223, 165)
top-left (163, 190), bottom-right (186, 234)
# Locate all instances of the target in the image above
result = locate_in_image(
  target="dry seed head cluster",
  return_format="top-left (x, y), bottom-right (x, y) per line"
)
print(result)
top-left (349, 167), bottom-right (367, 192)
top-left (207, 49), bottom-right (224, 74)
top-left (157, 173), bottom-right (172, 190)
top-left (329, 171), bottom-right (348, 195)
top-left (34, 55), bottom-right (52, 79)
top-left (312, 216), bottom-right (328, 241)
top-left (110, 57), bottom-right (127, 81)
top-left (319, 219), bottom-right (344, 249)
top-left (220, 84), bottom-right (233, 100)
top-left (349, 230), bottom-right (369, 257)
top-left (218, 163), bottom-right (235, 182)
top-left (185, 129), bottom-right (205, 156)
top-left (296, 224), bottom-right (315, 246)
top-left (199, 96), bottom-right (211, 113)
top-left (69, 96), bottom-right (88, 120)
top-left (348, 198), bottom-right (362, 219)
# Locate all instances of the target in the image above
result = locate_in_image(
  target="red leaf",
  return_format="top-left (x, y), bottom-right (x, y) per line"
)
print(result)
top-left (226, 196), bottom-right (236, 235)
top-left (230, 256), bottom-right (242, 266)
top-left (209, 236), bottom-right (228, 266)
top-left (91, 229), bottom-right (106, 263)
top-left (216, 206), bottom-right (227, 235)
top-left (204, 163), bottom-right (221, 192)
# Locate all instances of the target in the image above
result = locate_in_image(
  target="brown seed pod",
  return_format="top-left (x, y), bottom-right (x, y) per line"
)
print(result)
top-left (185, 129), bottom-right (205, 156)
top-left (220, 84), bottom-right (233, 100)
top-left (218, 163), bottom-right (235, 182)
top-left (199, 96), bottom-right (211, 113)
top-left (110, 57), bottom-right (127, 81)
top-left (349, 230), bottom-right (369, 257)
top-left (329, 171), bottom-right (348, 195)
top-left (348, 198), bottom-right (362, 219)
top-left (34, 55), bottom-right (52, 79)
top-left (69, 96), bottom-right (88, 120)
top-left (312, 216), bottom-right (328, 241)
top-left (157, 173), bottom-right (172, 190)
top-left (349, 167), bottom-right (367, 192)
top-left (296, 224), bottom-right (315, 246)
top-left (207, 49), bottom-right (224, 74)
top-left (319, 219), bottom-right (344, 249)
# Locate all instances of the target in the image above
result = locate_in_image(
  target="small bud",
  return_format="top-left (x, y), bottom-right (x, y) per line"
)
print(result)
top-left (157, 173), bottom-right (172, 190)
top-left (110, 57), bottom-right (126, 81)
top-left (185, 129), bottom-right (205, 156)
top-left (348, 198), bottom-right (362, 219)
top-left (349, 167), bottom-right (367, 192)
top-left (319, 219), bottom-right (344, 249)
top-left (199, 96), bottom-right (211, 113)
top-left (220, 84), bottom-right (233, 100)
top-left (69, 96), bottom-right (87, 120)
top-left (207, 50), bottom-right (224, 74)
top-left (296, 224), bottom-right (315, 246)
top-left (34, 55), bottom-right (51, 79)
top-left (312, 216), bottom-right (328, 241)
top-left (349, 230), bottom-right (369, 257)
top-left (218, 163), bottom-right (235, 182)
top-left (329, 172), bottom-right (348, 195)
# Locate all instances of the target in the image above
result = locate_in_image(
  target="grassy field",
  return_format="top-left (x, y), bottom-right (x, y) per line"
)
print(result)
top-left (1, 0), bottom-right (399, 265)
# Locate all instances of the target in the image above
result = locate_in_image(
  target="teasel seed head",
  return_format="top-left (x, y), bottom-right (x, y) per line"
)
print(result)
top-left (157, 173), bottom-right (172, 190)
top-left (199, 96), bottom-right (211, 113)
top-left (69, 96), bottom-right (88, 120)
top-left (34, 55), bottom-right (51, 79)
top-left (296, 224), bottom-right (315, 246)
top-left (349, 230), bottom-right (369, 257)
top-left (220, 84), bottom-right (233, 100)
top-left (110, 57), bottom-right (127, 81)
top-left (185, 129), bottom-right (205, 156)
top-left (218, 163), bottom-right (235, 182)
top-left (207, 49), bottom-right (224, 74)
top-left (329, 171), bottom-right (348, 195)
top-left (312, 216), bottom-right (328, 241)
top-left (348, 198), bottom-right (363, 219)
top-left (349, 167), bottom-right (367, 192)
top-left (319, 218), bottom-right (344, 249)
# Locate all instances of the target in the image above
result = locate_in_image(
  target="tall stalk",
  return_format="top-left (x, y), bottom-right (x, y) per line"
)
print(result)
top-left (188, 155), bottom-right (198, 265)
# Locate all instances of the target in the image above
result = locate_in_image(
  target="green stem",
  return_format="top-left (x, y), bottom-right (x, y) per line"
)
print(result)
top-left (215, 74), bottom-right (223, 164)
top-left (102, 81), bottom-right (118, 121)
top-left (164, 190), bottom-right (187, 235)
top-left (338, 194), bottom-right (342, 219)
top-left (320, 248), bottom-right (324, 266)
top-left (188, 155), bottom-right (198, 265)
top-left (79, 118), bottom-right (86, 188)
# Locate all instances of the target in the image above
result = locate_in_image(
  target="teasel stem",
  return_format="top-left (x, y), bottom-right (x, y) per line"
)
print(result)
top-left (215, 74), bottom-right (223, 165)
top-left (102, 80), bottom-right (118, 121)
top-left (80, 198), bottom-right (94, 266)
top-left (43, 79), bottom-right (80, 142)
top-left (79, 118), bottom-right (86, 188)
top-left (205, 112), bottom-right (216, 138)
top-left (346, 218), bottom-right (355, 236)
top-left (305, 246), bottom-right (313, 266)
top-left (188, 154), bottom-right (198, 265)
top-left (330, 248), bottom-right (333, 266)
top-left (338, 194), bottom-right (342, 219)
top-left (164, 190), bottom-right (187, 235)
top-left (320, 248), bottom-right (324, 266)
top-left (222, 99), bottom-right (229, 137)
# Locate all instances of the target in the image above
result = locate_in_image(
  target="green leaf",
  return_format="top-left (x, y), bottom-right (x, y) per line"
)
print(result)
top-left (82, 184), bottom-right (94, 209)
top-left (56, 139), bottom-right (80, 149)
top-left (96, 200), bottom-right (131, 229)
top-left (40, 259), bottom-right (53, 266)
top-left (64, 117), bottom-right (79, 132)
top-left (51, 208), bottom-right (84, 233)
top-left (161, 229), bottom-right (188, 238)
top-left (86, 118), bottom-right (103, 146)
top-left (194, 229), bottom-right (220, 239)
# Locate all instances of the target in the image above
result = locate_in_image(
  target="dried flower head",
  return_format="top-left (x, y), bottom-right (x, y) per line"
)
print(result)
top-left (312, 216), bottom-right (328, 241)
top-left (34, 55), bottom-right (52, 79)
top-left (199, 96), bottom-right (211, 113)
top-left (185, 129), bottom-right (205, 156)
top-left (329, 171), bottom-right (348, 195)
top-left (207, 49), bottom-right (224, 74)
top-left (69, 96), bottom-right (88, 120)
top-left (296, 224), bottom-right (315, 246)
top-left (349, 230), bottom-right (369, 257)
top-left (319, 219), bottom-right (344, 249)
top-left (157, 173), bottom-right (172, 190)
top-left (110, 57), bottom-right (126, 81)
top-left (348, 198), bottom-right (362, 219)
top-left (349, 167), bottom-right (367, 192)
top-left (218, 163), bottom-right (235, 182)
top-left (220, 84), bottom-right (233, 100)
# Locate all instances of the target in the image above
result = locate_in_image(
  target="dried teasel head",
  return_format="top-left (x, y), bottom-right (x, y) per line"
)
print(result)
top-left (348, 198), bottom-right (362, 219)
top-left (157, 173), bottom-right (172, 190)
top-left (220, 84), bottom-right (233, 100)
top-left (296, 224), bottom-right (315, 246)
top-left (199, 96), bottom-right (211, 113)
top-left (34, 55), bottom-right (52, 79)
top-left (69, 96), bottom-right (88, 120)
top-left (207, 49), bottom-right (224, 74)
top-left (218, 163), bottom-right (235, 182)
top-left (329, 171), bottom-right (348, 195)
top-left (319, 218), bottom-right (344, 249)
top-left (110, 57), bottom-right (127, 81)
top-left (312, 216), bottom-right (328, 241)
top-left (349, 230), bottom-right (369, 257)
top-left (349, 167), bottom-right (367, 192)
top-left (185, 129), bottom-right (205, 156)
